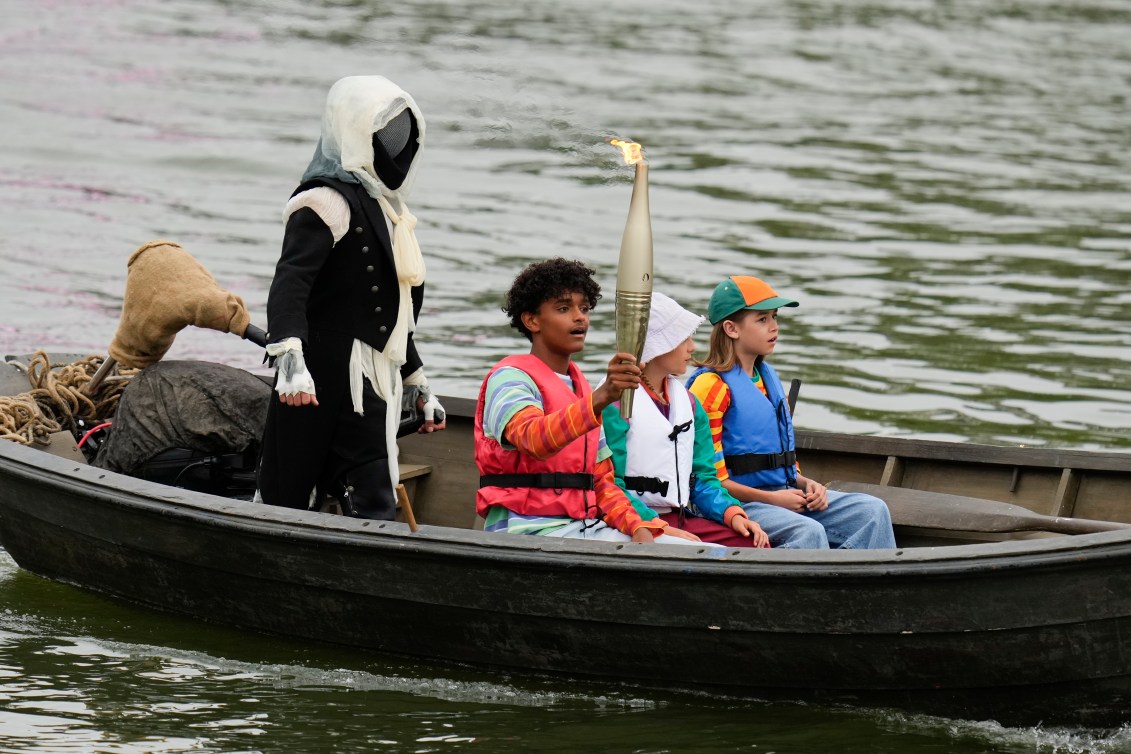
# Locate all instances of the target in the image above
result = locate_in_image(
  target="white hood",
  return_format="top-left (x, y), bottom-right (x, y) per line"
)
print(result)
top-left (300, 75), bottom-right (426, 205)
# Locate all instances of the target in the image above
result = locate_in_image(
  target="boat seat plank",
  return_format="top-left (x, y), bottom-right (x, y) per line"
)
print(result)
top-left (828, 481), bottom-right (1131, 536)
top-left (399, 463), bottom-right (432, 481)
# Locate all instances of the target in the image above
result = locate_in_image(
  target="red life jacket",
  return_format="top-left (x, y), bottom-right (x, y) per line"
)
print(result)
top-left (474, 354), bottom-right (599, 520)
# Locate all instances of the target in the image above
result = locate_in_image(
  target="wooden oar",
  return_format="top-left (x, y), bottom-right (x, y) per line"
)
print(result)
top-left (828, 481), bottom-right (1131, 536)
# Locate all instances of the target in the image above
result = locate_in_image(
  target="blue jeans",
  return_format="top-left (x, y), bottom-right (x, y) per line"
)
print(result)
top-left (741, 489), bottom-right (896, 549)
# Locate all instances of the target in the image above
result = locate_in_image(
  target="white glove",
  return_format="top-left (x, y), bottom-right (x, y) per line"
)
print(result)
top-left (404, 370), bottom-right (445, 425)
top-left (420, 386), bottom-right (445, 424)
top-left (266, 338), bottom-right (316, 397)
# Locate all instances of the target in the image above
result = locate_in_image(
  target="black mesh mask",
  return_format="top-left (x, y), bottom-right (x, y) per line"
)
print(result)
top-left (371, 109), bottom-right (419, 190)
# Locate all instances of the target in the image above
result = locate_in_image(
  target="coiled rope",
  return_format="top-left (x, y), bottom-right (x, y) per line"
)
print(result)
top-left (0, 352), bottom-right (137, 446)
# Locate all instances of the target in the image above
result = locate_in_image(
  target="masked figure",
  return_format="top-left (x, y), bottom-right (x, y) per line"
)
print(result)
top-left (258, 75), bottom-right (444, 519)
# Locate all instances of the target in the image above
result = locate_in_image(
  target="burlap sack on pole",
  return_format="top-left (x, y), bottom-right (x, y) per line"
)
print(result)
top-left (108, 241), bottom-right (252, 369)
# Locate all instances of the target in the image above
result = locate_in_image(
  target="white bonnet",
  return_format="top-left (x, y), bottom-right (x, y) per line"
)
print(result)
top-left (641, 292), bottom-right (705, 363)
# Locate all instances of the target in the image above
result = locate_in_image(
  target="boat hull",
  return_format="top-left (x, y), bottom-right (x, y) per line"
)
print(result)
top-left (3, 440), bottom-right (1131, 726)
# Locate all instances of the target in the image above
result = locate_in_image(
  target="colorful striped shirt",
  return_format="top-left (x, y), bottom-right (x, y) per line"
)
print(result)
top-left (480, 366), bottom-right (664, 537)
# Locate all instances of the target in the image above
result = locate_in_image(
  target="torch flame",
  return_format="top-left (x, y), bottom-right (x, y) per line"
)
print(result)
top-left (609, 137), bottom-right (645, 166)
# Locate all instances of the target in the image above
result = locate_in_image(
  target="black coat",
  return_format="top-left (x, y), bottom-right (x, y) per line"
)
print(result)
top-left (266, 177), bottom-right (424, 379)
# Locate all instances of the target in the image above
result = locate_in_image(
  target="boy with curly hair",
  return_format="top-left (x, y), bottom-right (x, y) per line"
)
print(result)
top-left (474, 258), bottom-right (703, 545)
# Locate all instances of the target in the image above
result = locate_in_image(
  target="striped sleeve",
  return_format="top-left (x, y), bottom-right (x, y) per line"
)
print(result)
top-left (481, 367), bottom-right (543, 445)
top-left (593, 458), bottom-right (665, 535)
top-left (687, 371), bottom-right (731, 481)
top-left (687, 394), bottom-right (743, 523)
top-left (501, 398), bottom-right (602, 461)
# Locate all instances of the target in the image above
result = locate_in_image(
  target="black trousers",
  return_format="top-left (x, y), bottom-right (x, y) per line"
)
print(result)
top-left (257, 329), bottom-right (393, 514)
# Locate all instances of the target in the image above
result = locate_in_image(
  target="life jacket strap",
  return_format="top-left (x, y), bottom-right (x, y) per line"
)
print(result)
top-left (725, 450), bottom-right (797, 476)
top-left (479, 472), bottom-right (595, 491)
top-left (622, 475), bottom-right (669, 496)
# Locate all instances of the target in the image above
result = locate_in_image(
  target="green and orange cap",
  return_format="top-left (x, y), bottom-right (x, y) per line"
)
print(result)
top-left (707, 275), bottom-right (798, 324)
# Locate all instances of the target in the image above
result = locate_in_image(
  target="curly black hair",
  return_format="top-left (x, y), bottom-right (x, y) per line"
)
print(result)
top-left (503, 257), bottom-right (603, 341)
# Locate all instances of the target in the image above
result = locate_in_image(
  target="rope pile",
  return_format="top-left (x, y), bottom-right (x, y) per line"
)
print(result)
top-left (0, 352), bottom-right (137, 446)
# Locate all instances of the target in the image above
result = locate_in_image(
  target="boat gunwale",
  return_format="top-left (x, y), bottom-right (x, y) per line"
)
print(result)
top-left (5, 438), bottom-right (1131, 580)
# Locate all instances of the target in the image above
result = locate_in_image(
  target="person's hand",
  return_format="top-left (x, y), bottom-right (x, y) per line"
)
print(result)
top-left (416, 389), bottom-right (447, 433)
top-left (270, 340), bottom-right (318, 407)
top-left (765, 487), bottom-right (810, 513)
top-left (631, 527), bottom-right (656, 543)
top-left (799, 477), bottom-right (829, 512)
top-left (280, 389), bottom-right (318, 407)
top-left (730, 515), bottom-right (770, 547)
top-left (418, 416), bottom-right (448, 433)
top-left (661, 525), bottom-right (702, 542)
top-left (594, 353), bottom-right (641, 413)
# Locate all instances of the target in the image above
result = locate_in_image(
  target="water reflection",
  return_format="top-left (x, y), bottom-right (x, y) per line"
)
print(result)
top-left (5, 627), bottom-right (1131, 753)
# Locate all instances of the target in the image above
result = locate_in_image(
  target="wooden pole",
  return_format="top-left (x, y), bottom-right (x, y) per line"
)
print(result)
top-left (396, 484), bottom-right (419, 532)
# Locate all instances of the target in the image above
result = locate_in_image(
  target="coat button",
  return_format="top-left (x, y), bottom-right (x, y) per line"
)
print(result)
top-left (361, 246), bottom-right (369, 253)
top-left (355, 227), bottom-right (363, 234)
top-left (366, 265), bottom-right (374, 273)
top-left (379, 325), bottom-right (387, 333)
top-left (375, 307), bottom-right (382, 313)
top-left (371, 285), bottom-right (379, 293)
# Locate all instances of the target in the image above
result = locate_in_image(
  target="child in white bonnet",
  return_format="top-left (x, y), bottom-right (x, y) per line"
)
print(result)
top-left (602, 291), bottom-right (770, 547)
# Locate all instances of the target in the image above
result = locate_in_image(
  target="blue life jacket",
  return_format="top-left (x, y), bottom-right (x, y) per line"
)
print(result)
top-left (687, 362), bottom-right (796, 490)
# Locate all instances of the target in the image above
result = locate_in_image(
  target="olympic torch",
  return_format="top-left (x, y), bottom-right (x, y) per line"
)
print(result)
top-left (610, 138), bottom-right (652, 419)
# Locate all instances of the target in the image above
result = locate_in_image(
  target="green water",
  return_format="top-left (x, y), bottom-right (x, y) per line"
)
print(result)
top-left (1, 0), bottom-right (1130, 749)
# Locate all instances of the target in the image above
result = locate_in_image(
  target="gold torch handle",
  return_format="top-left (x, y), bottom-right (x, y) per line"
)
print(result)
top-left (615, 290), bottom-right (650, 418)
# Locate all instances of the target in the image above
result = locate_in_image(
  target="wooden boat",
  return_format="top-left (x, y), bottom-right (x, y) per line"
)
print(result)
top-left (2, 355), bottom-right (1131, 727)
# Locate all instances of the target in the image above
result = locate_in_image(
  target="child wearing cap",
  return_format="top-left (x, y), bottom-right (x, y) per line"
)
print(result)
top-left (473, 258), bottom-right (704, 545)
top-left (601, 292), bottom-right (770, 547)
top-left (686, 276), bottom-right (896, 549)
